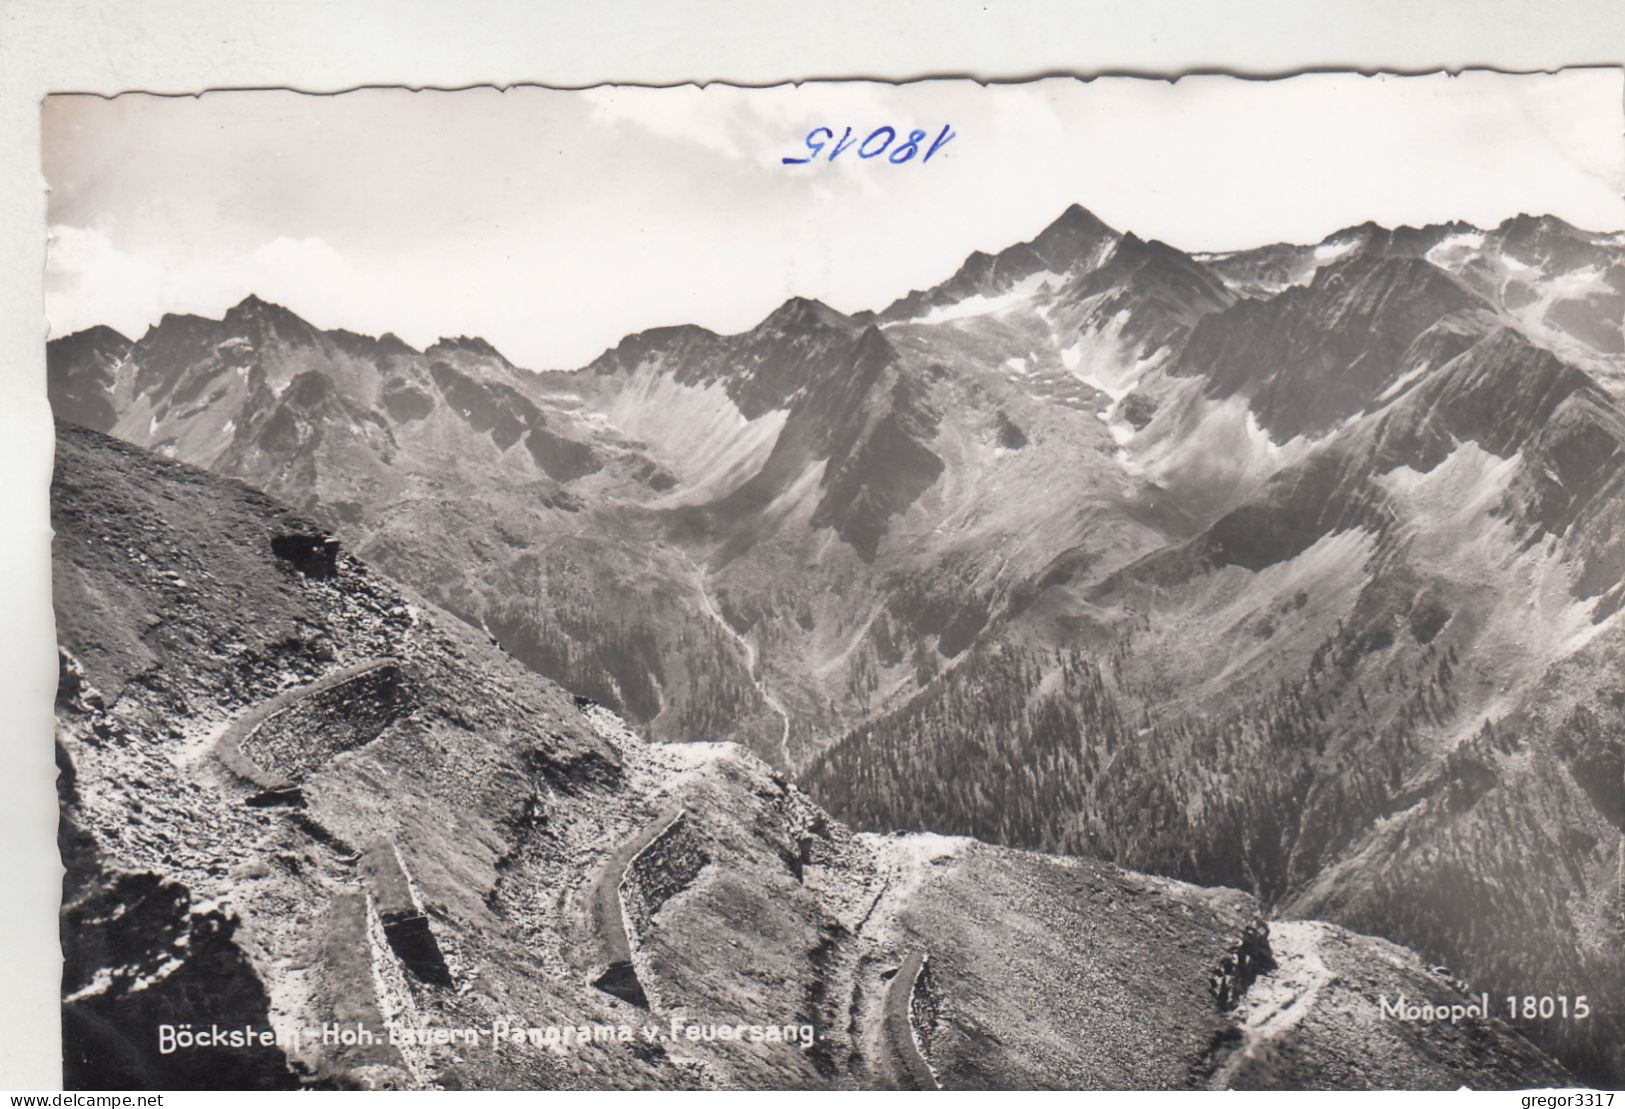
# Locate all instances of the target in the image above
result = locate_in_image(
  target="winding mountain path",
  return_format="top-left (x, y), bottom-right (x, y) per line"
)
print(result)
top-left (586, 808), bottom-right (689, 1008)
top-left (881, 949), bottom-right (940, 1090)
top-left (675, 549), bottom-right (793, 770)
top-left (843, 835), bottom-right (966, 1090)
top-left (1210, 920), bottom-right (1338, 1089)
top-left (212, 657), bottom-right (402, 788)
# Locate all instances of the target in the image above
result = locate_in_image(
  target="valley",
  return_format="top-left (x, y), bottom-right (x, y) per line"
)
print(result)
top-left (48, 201), bottom-right (1625, 1085)
top-left (53, 423), bottom-right (1578, 1089)
top-left (677, 548), bottom-right (793, 769)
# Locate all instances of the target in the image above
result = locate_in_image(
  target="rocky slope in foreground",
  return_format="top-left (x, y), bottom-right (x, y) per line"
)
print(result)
top-left (53, 424), bottom-right (1572, 1090)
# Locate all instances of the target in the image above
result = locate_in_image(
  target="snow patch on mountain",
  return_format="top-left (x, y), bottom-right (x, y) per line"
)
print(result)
top-left (1375, 359), bottom-right (1434, 404)
top-left (903, 270), bottom-right (1065, 326)
top-left (1425, 229), bottom-right (1487, 264)
top-left (1136, 389), bottom-right (1310, 510)
top-left (1059, 310), bottom-right (1145, 402)
top-left (1547, 264), bottom-right (1611, 298)
top-left (1313, 239), bottom-right (1358, 264)
top-left (603, 361), bottom-right (787, 503)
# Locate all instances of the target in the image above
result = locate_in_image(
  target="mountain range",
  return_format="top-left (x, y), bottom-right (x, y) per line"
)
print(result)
top-left (49, 202), bottom-right (1625, 1084)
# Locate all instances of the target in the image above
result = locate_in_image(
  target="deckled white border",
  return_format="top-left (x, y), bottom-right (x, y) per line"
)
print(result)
top-left (3, 0), bottom-right (1624, 1093)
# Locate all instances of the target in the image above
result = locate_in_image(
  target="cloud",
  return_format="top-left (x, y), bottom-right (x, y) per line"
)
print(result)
top-left (46, 225), bottom-right (162, 340)
top-left (582, 85), bottom-right (746, 158)
top-left (580, 81), bottom-right (925, 176)
top-left (243, 236), bottom-right (364, 320)
top-left (46, 225), bottom-right (366, 342)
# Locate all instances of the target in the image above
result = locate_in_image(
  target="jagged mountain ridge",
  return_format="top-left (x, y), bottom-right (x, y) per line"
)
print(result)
top-left (49, 201), bottom-right (1625, 1082)
top-left (1197, 214), bottom-right (1625, 376)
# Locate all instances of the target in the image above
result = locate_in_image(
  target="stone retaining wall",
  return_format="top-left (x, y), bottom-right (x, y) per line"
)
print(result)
top-left (620, 812), bottom-right (708, 947)
top-left (238, 662), bottom-right (407, 782)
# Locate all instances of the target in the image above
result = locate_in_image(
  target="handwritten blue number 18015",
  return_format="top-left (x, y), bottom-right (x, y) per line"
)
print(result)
top-left (782, 125), bottom-right (956, 165)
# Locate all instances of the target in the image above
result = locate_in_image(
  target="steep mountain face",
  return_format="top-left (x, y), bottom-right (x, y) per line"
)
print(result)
top-left (1177, 254), bottom-right (1483, 441)
top-left (1201, 215), bottom-right (1625, 382)
top-left (46, 324), bottom-right (130, 432)
top-left (49, 202), bottom-right (1625, 1084)
top-left (588, 306), bottom-right (944, 563)
top-left (55, 423), bottom-right (1575, 1090)
top-left (798, 213), bottom-right (1625, 1084)
top-left (47, 294), bottom-right (782, 750)
top-left (878, 203), bottom-right (1121, 320)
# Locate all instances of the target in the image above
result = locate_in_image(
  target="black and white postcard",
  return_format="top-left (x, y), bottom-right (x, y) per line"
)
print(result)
top-left (42, 71), bottom-right (1625, 1090)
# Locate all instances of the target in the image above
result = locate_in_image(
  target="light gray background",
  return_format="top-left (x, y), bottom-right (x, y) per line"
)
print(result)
top-left (2, 0), bottom-right (1622, 1091)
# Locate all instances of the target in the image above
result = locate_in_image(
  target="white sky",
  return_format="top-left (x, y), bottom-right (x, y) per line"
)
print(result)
top-left (42, 71), bottom-right (1625, 369)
